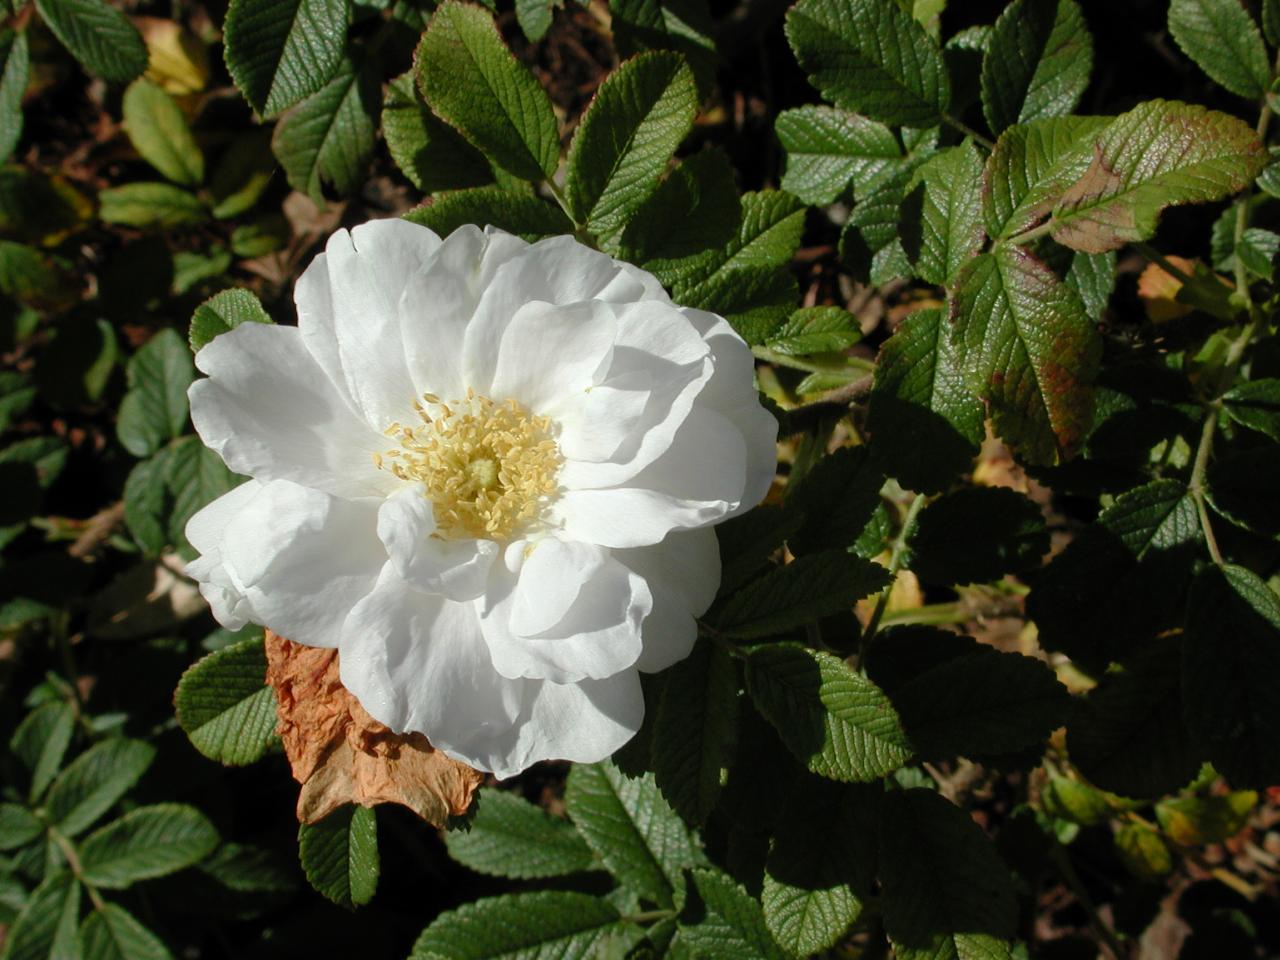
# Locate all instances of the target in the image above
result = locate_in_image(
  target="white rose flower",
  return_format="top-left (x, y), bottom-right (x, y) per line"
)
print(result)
top-left (185, 219), bottom-right (777, 778)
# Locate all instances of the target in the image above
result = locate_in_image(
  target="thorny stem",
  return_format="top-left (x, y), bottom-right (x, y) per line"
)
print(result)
top-left (49, 827), bottom-right (107, 911)
top-left (942, 113), bottom-right (995, 151)
top-left (858, 494), bottom-right (928, 664)
top-left (1048, 842), bottom-right (1127, 960)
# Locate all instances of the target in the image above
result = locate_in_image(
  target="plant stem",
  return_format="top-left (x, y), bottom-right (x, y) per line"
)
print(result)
top-left (859, 494), bottom-right (928, 662)
top-left (942, 113), bottom-right (995, 150)
top-left (1133, 242), bottom-right (1195, 285)
top-left (1005, 220), bottom-right (1055, 249)
top-left (752, 345), bottom-right (875, 375)
top-left (49, 827), bottom-right (107, 911)
top-left (1189, 405), bottom-right (1224, 566)
top-left (1048, 842), bottom-right (1127, 960)
top-left (1229, 53), bottom-right (1277, 311)
top-left (622, 909), bottom-right (677, 924)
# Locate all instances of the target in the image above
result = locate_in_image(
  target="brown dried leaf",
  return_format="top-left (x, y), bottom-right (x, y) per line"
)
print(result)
top-left (1136, 255), bottom-right (1198, 323)
top-left (264, 630), bottom-right (482, 825)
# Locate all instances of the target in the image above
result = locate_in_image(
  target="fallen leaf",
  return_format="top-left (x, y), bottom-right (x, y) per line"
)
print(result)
top-left (1136, 255), bottom-right (1198, 323)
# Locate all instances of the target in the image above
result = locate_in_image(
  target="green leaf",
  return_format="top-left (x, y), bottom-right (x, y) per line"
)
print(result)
top-left (80, 903), bottom-right (173, 960)
top-left (189, 288), bottom-right (273, 354)
top-left (1029, 479), bottom-right (1200, 670)
top-left (1041, 774), bottom-right (1114, 825)
top-left (0, 370), bottom-right (35, 432)
top-left (11, 700), bottom-right (75, 802)
top-left (951, 246), bottom-right (1100, 465)
top-left (161, 435), bottom-right (241, 551)
top-left (774, 105), bottom-right (900, 206)
top-left (878, 788), bottom-right (1017, 960)
top-left (415, 1), bottom-right (560, 182)
top-left (980, 0), bottom-right (1092, 136)
top-left (0, 30), bottom-right (29, 164)
top-left (98, 183), bottom-right (206, 229)
top-left (745, 643), bottom-right (912, 782)
top-left (34, 0), bottom-right (147, 82)
top-left (209, 130), bottom-right (276, 219)
top-left (122, 79), bottom-right (204, 186)
top-left (1208, 446), bottom-right (1280, 536)
top-left (761, 781), bottom-right (876, 955)
top-left (403, 187), bottom-right (573, 241)
top-left (45, 739), bottom-right (156, 837)
top-left (564, 761), bottom-right (701, 909)
top-left (1064, 249), bottom-right (1116, 320)
top-left (79, 804), bottom-right (219, 889)
top-left (222, 0), bottom-right (348, 118)
top-left (1067, 638), bottom-right (1200, 799)
top-left (609, 0), bottom-right (718, 95)
top-left (197, 842), bottom-right (298, 893)
top-left (230, 217), bottom-right (288, 258)
top-left (678, 868), bottom-right (788, 960)
top-left (0, 802), bottom-right (43, 851)
top-left (411, 891), bottom-right (634, 960)
top-left (116, 330), bottom-right (195, 458)
top-left (867, 307), bottom-right (983, 494)
top-left (1183, 564), bottom-right (1280, 789)
top-left (714, 506), bottom-right (803, 596)
top-left (443, 789), bottom-right (597, 879)
top-left (900, 140), bottom-right (985, 285)
top-left (1156, 791), bottom-right (1256, 846)
top-left (716, 550), bottom-right (890, 639)
top-left (174, 636), bottom-right (279, 766)
top-left (515, 0), bottom-right (554, 42)
top-left (272, 56), bottom-right (379, 203)
top-left (1168, 0), bottom-right (1270, 99)
top-left (982, 115), bottom-right (1111, 239)
top-left (564, 52), bottom-right (697, 245)
top-left (1114, 822), bottom-right (1172, 881)
top-left (866, 627), bottom-right (1070, 760)
top-left (839, 155), bottom-right (929, 285)
top-left (666, 190), bottom-right (805, 343)
top-left (763, 306), bottom-right (860, 357)
top-left (907, 487), bottom-right (1048, 584)
top-left (2, 873), bottom-right (80, 960)
top-left (1237, 226), bottom-right (1280, 279)
top-left (619, 148), bottom-right (742, 273)
top-left (787, 446), bottom-right (886, 556)
top-left (1266, 0), bottom-right (1280, 46)
top-left (1222, 379), bottom-right (1280, 442)
top-left (298, 804), bottom-right (379, 908)
top-left (1050, 99), bottom-right (1266, 253)
top-left (651, 642), bottom-right (740, 826)
top-left (383, 72), bottom-right (493, 194)
top-left (784, 0), bottom-right (950, 128)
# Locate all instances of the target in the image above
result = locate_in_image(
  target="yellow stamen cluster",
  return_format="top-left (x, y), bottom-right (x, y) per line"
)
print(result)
top-left (377, 390), bottom-right (561, 541)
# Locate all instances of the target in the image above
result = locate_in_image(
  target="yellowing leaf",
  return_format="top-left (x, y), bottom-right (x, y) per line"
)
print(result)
top-left (134, 16), bottom-right (210, 95)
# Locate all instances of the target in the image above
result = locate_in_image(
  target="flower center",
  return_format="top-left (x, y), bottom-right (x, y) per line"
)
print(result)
top-left (377, 391), bottom-right (562, 541)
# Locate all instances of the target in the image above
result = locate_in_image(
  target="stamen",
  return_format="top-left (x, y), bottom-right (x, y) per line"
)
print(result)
top-left (377, 393), bottom-right (562, 541)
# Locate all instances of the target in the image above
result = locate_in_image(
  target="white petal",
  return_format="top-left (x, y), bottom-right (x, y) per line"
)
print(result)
top-left (339, 566), bottom-right (643, 778)
top-left (185, 479), bottom-right (263, 557)
top-left (399, 225), bottom-right (529, 402)
top-left (376, 485), bottom-right (497, 601)
top-left (617, 527), bottom-right (720, 672)
top-left (217, 479), bottom-right (384, 648)
top-left (295, 221), bottom-right (440, 428)
top-left (551, 405), bottom-right (748, 547)
top-left (190, 323), bottom-right (392, 499)
top-left (478, 539), bottom-right (650, 683)
top-left (488, 300), bottom-right (616, 414)
top-left (184, 480), bottom-right (264, 629)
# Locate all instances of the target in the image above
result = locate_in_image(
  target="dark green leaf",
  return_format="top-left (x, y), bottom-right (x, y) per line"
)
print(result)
top-left (787, 446), bottom-right (886, 555)
top-left (950, 246), bottom-right (1100, 465)
top-left (443, 789), bottom-right (597, 880)
top-left (1068, 638), bottom-right (1201, 798)
top-left (2, 873), bottom-right (80, 960)
top-left (564, 761), bottom-right (701, 908)
top-left (98, 183), bottom-right (206, 229)
top-left (764, 306), bottom-right (860, 357)
top-left (784, 0), bottom-right (950, 127)
top-left (1222, 379), bottom-right (1280, 442)
top-left (1050, 100), bottom-right (1266, 253)
top-left (867, 308), bottom-right (983, 493)
top-left (745, 643), bottom-right (911, 781)
top-left (189, 288), bottom-right (273, 354)
top-left (11, 700), bottom-right (75, 802)
top-left (403, 187), bottom-right (573, 241)
top-left (907, 487), bottom-right (1048, 584)
top-left (45, 739), bottom-right (156, 837)
top-left (839, 155), bottom-right (929, 285)
top-left (222, 0), bottom-right (348, 117)
top-left (80, 804), bottom-right (219, 889)
top-left (34, 0), bottom-right (147, 82)
top-left (1064, 250), bottom-right (1116, 321)
top-left (867, 627), bottom-right (1069, 760)
top-left (174, 636), bottom-right (279, 766)
top-left (716, 550), bottom-right (890, 639)
top-left (298, 804), bottom-right (379, 908)
top-left (122, 79), bottom-right (204, 186)
top-left (610, 0), bottom-right (718, 95)
top-left (564, 51), bottom-right (697, 245)
top-left (515, 0), bottom-right (554, 42)
top-left (678, 868), bottom-right (788, 960)
top-left (0, 30), bottom-right (29, 163)
top-left (209, 130), bottom-right (276, 219)
top-left (714, 506), bottom-right (803, 597)
top-left (415, 1), bottom-right (560, 182)
top-left (1265, 0), bottom-right (1280, 46)
top-left (411, 891), bottom-right (634, 959)
top-left (774, 105), bottom-right (900, 205)
top-left (652, 642), bottom-right (740, 826)
top-left (80, 903), bottom-right (173, 960)
top-left (900, 140), bottom-right (985, 285)
top-left (0, 802), bottom-right (42, 851)
top-left (116, 330), bottom-right (195, 458)
top-left (1183, 564), bottom-right (1280, 789)
top-left (878, 788), bottom-right (1017, 960)
top-left (1208, 446), bottom-right (1280, 536)
top-left (1168, 0), bottom-right (1270, 99)
top-left (272, 56), bottom-right (379, 203)
top-left (383, 72), bottom-right (494, 194)
top-left (981, 0), bottom-right (1092, 135)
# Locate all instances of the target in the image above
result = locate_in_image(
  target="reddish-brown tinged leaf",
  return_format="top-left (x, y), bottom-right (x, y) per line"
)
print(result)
top-left (949, 246), bottom-right (1100, 465)
top-left (264, 630), bottom-right (482, 825)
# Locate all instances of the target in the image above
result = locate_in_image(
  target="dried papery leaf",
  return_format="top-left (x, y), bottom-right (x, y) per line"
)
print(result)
top-left (264, 630), bottom-right (482, 825)
top-left (1136, 255), bottom-right (1197, 323)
